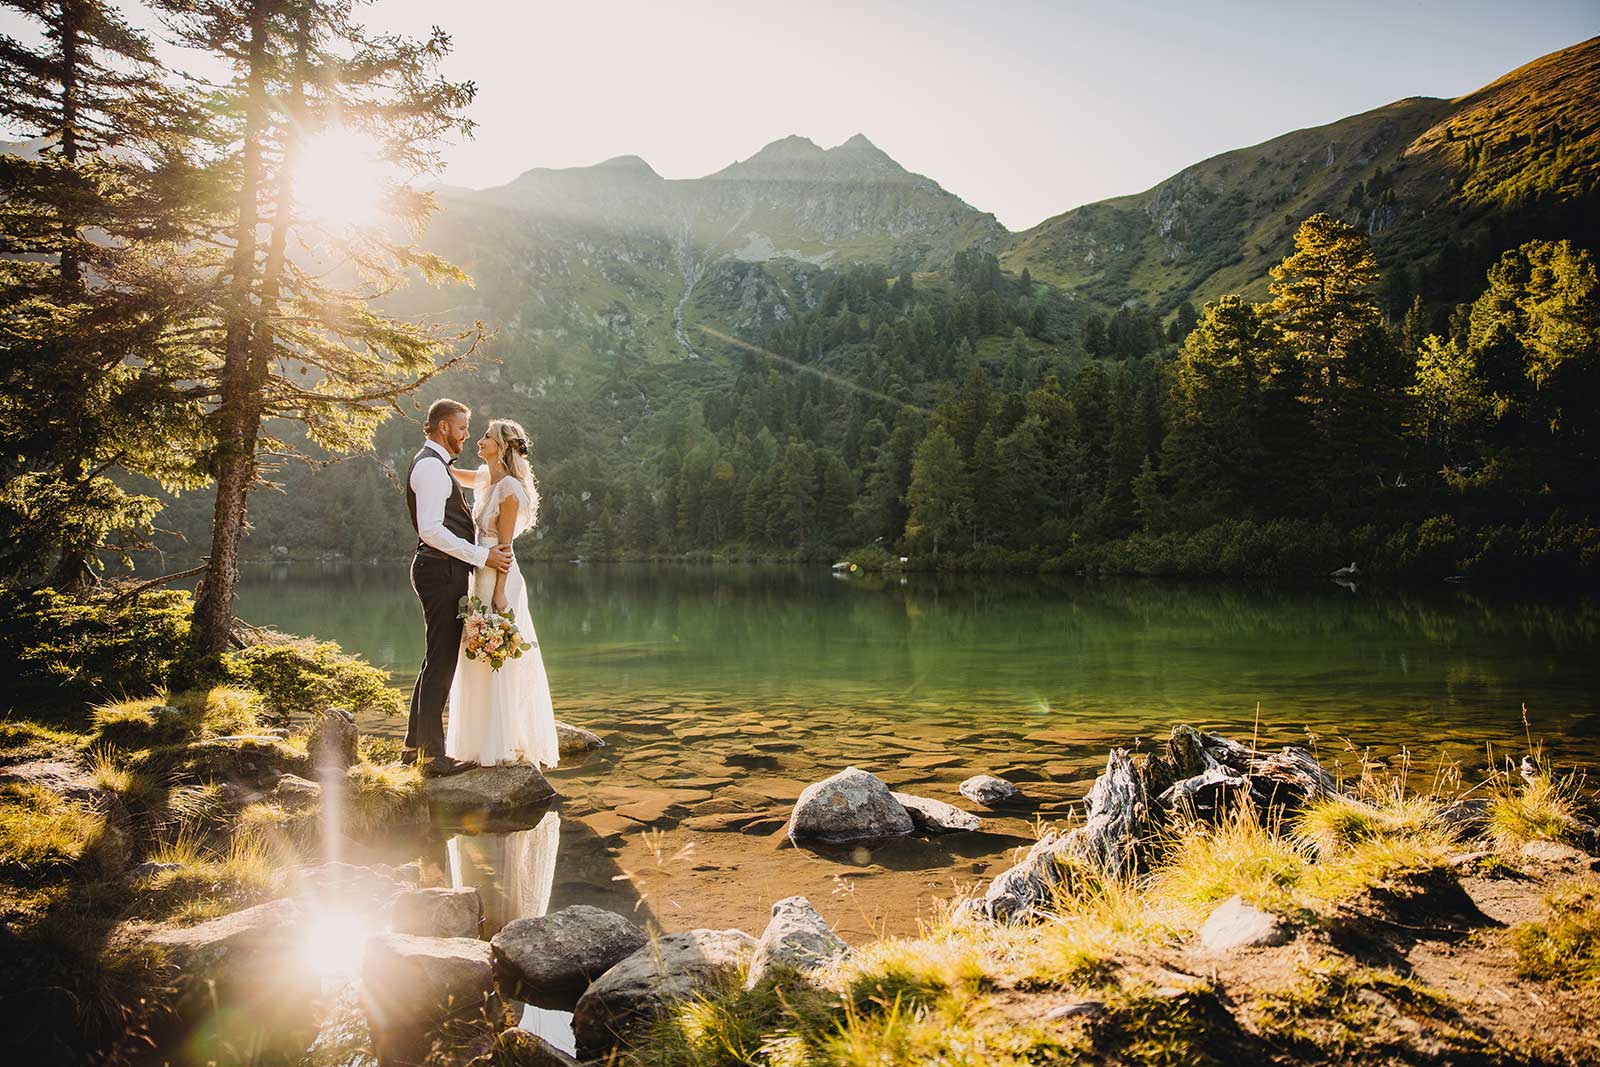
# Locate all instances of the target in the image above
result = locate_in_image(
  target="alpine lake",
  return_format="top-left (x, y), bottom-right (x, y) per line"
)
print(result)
top-left (231, 561), bottom-right (1600, 946)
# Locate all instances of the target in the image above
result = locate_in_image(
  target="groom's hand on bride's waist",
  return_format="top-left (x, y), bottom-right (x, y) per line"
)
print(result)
top-left (486, 544), bottom-right (514, 573)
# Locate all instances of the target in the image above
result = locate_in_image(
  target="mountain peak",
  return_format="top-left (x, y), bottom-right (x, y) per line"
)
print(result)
top-left (710, 132), bottom-right (909, 182)
top-left (595, 154), bottom-right (661, 177)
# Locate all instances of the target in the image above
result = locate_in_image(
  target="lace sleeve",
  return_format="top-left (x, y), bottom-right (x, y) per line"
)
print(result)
top-left (506, 479), bottom-right (535, 536)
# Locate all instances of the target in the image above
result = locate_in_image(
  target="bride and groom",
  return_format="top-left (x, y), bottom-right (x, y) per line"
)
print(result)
top-left (402, 398), bottom-right (559, 778)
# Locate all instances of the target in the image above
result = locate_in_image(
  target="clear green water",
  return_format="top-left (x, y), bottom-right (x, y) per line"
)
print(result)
top-left (234, 561), bottom-right (1600, 757)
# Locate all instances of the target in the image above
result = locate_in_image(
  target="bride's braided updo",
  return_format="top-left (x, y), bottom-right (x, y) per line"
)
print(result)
top-left (486, 417), bottom-right (540, 529)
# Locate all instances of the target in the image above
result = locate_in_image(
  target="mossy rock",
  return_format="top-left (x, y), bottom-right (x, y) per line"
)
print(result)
top-left (176, 736), bottom-right (309, 788)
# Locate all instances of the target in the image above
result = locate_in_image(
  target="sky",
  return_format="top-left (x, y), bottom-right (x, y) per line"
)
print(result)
top-left (4, 0), bottom-right (1597, 230)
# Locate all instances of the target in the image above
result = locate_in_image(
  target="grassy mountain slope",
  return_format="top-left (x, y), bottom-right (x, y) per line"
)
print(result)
top-left (1002, 36), bottom-right (1600, 312)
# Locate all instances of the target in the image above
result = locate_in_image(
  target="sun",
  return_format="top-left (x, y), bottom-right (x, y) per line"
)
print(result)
top-left (294, 129), bottom-right (394, 227)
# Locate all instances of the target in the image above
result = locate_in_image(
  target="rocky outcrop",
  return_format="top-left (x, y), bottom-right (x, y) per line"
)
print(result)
top-left (571, 929), bottom-right (757, 1058)
top-left (891, 792), bottom-right (981, 833)
top-left (390, 887), bottom-right (483, 939)
top-left (273, 859), bottom-right (417, 912)
top-left (425, 764), bottom-right (557, 818)
top-left (491, 905), bottom-right (649, 1009)
top-left (959, 774), bottom-right (1021, 806)
top-left (361, 933), bottom-right (497, 1064)
top-left (271, 773), bottom-right (321, 809)
top-left (787, 767), bottom-right (913, 844)
top-left (746, 896), bottom-right (849, 988)
top-left (555, 720), bottom-right (606, 754)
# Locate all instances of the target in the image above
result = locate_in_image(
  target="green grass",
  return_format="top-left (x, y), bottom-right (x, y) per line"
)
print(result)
top-left (1150, 807), bottom-right (1308, 917)
top-left (1511, 883), bottom-right (1600, 985)
top-left (0, 783), bottom-right (110, 880)
top-left (1293, 794), bottom-right (1444, 858)
top-left (1487, 774), bottom-right (1587, 851)
top-left (345, 760), bottom-right (427, 836)
top-left (131, 829), bottom-right (276, 924)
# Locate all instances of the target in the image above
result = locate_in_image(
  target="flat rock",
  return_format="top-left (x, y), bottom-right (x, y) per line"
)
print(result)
top-left (1520, 838), bottom-right (1593, 866)
top-left (787, 767), bottom-right (913, 844)
top-left (390, 887), bottom-right (482, 939)
top-left (959, 774), bottom-right (1022, 806)
top-left (746, 896), bottom-right (849, 988)
top-left (273, 860), bottom-right (416, 911)
top-left (1043, 1000), bottom-right (1105, 1021)
top-left (555, 720), bottom-right (606, 754)
top-left (898, 754), bottom-right (964, 769)
top-left (572, 928), bottom-right (756, 1058)
top-left (492, 904), bottom-right (649, 1010)
top-left (361, 933), bottom-right (496, 1061)
top-left (582, 811), bottom-right (645, 841)
top-left (426, 763), bottom-right (557, 817)
top-left (1198, 895), bottom-right (1293, 951)
top-left (891, 792), bottom-right (981, 833)
top-left (272, 773), bottom-right (322, 809)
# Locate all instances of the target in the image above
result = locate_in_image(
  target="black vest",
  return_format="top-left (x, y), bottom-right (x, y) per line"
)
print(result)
top-left (405, 446), bottom-right (476, 558)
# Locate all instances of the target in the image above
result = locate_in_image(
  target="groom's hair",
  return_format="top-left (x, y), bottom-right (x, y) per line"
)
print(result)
top-left (425, 398), bottom-right (470, 431)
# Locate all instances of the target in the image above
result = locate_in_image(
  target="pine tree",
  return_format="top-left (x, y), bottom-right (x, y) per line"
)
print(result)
top-left (0, 0), bottom-right (204, 589)
top-left (903, 425), bottom-right (968, 557)
top-left (154, 0), bottom-right (481, 655)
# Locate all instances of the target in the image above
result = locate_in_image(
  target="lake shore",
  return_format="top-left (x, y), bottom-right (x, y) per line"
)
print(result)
top-left (3, 583), bottom-right (1598, 1065)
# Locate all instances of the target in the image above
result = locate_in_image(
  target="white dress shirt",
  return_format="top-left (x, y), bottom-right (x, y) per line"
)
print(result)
top-left (410, 438), bottom-right (489, 567)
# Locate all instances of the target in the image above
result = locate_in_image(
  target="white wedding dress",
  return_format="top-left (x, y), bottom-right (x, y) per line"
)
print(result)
top-left (445, 469), bottom-right (559, 768)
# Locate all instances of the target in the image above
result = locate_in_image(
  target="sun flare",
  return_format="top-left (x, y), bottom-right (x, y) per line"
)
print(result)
top-left (294, 130), bottom-right (394, 227)
top-left (302, 908), bottom-right (372, 980)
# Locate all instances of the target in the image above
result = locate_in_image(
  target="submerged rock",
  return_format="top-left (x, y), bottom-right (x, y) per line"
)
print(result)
top-left (492, 904), bottom-right (648, 1010)
top-left (891, 792), bottom-right (981, 833)
top-left (746, 896), bottom-right (849, 988)
top-left (571, 928), bottom-right (756, 1058)
top-left (361, 933), bottom-right (497, 1064)
top-left (787, 767), bottom-right (913, 844)
top-left (390, 887), bottom-right (483, 939)
top-left (1198, 895), bottom-right (1293, 951)
top-left (555, 720), bottom-right (606, 754)
top-left (425, 763), bottom-right (557, 817)
top-left (959, 774), bottom-right (1021, 806)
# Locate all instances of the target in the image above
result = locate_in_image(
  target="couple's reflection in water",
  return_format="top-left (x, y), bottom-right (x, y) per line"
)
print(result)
top-left (444, 811), bottom-right (573, 1055)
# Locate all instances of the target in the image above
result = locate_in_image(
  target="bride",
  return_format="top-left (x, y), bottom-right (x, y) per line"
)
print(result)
top-left (444, 418), bottom-right (559, 769)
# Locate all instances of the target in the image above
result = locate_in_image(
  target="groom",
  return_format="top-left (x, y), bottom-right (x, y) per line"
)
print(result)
top-left (403, 398), bottom-right (513, 777)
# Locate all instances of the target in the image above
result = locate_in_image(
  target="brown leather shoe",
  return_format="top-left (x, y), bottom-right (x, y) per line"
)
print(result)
top-left (400, 748), bottom-right (420, 766)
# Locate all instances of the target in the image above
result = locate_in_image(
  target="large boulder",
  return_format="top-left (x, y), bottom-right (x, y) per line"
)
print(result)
top-left (555, 720), bottom-right (606, 755)
top-left (361, 933), bottom-right (497, 1064)
top-left (272, 773), bottom-right (322, 809)
top-left (147, 898), bottom-right (322, 1059)
top-left (425, 764), bottom-right (557, 818)
top-left (891, 792), bottom-right (981, 833)
top-left (491, 905), bottom-right (649, 1010)
top-left (787, 767), bottom-right (913, 844)
top-left (745, 896), bottom-right (849, 988)
top-left (273, 860), bottom-right (417, 913)
top-left (308, 707), bottom-right (360, 772)
top-left (571, 929), bottom-right (756, 1058)
top-left (390, 887), bottom-right (483, 939)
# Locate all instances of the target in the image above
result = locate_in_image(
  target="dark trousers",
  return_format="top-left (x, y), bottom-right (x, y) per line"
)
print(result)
top-left (407, 553), bottom-right (470, 755)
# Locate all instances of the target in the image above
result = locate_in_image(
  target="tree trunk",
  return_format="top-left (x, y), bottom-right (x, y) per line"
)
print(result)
top-left (192, 2), bottom-right (272, 658)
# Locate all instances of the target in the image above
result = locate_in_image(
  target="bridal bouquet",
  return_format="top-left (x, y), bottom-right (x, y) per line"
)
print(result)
top-left (457, 595), bottom-right (532, 671)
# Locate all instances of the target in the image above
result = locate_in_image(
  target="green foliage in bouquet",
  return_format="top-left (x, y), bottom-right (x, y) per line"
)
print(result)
top-left (457, 594), bottom-right (532, 671)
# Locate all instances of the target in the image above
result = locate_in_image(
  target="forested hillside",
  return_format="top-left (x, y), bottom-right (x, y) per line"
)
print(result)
top-left (146, 39), bottom-right (1600, 581)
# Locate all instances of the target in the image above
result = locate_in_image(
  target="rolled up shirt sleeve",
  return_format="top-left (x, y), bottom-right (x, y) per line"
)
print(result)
top-left (409, 458), bottom-right (489, 568)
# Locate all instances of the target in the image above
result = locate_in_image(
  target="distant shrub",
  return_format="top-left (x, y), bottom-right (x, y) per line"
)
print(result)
top-left (221, 637), bottom-right (402, 723)
top-left (0, 588), bottom-right (192, 712)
